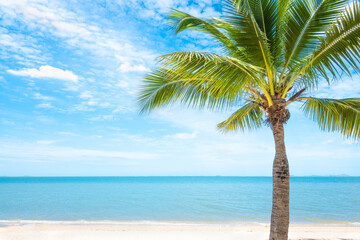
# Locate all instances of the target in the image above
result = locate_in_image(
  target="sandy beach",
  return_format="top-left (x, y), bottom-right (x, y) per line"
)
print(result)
top-left (0, 221), bottom-right (359, 240)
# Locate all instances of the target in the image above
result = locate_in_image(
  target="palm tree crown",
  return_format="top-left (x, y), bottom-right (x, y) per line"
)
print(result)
top-left (138, 1), bottom-right (360, 239)
top-left (138, 0), bottom-right (360, 139)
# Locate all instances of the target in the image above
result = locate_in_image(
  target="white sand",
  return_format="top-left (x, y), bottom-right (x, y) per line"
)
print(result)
top-left (0, 222), bottom-right (359, 240)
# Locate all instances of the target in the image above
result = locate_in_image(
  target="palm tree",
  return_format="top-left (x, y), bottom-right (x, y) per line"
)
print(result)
top-left (137, 0), bottom-right (360, 239)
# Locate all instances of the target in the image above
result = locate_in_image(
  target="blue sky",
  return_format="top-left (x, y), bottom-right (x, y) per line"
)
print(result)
top-left (0, 0), bottom-right (359, 176)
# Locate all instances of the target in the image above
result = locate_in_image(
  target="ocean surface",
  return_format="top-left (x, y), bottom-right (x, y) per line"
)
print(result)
top-left (0, 177), bottom-right (359, 223)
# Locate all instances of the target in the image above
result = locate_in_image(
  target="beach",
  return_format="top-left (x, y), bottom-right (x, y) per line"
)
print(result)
top-left (0, 222), bottom-right (359, 240)
top-left (2, 0), bottom-right (360, 238)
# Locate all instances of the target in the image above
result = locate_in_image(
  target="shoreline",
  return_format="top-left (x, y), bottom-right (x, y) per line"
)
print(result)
top-left (0, 221), bottom-right (359, 240)
top-left (1, 219), bottom-right (359, 226)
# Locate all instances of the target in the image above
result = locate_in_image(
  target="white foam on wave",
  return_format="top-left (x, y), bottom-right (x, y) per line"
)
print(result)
top-left (349, 222), bottom-right (360, 226)
top-left (1, 219), bottom-right (358, 227)
top-left (0, 219), bottom-right (257, 227)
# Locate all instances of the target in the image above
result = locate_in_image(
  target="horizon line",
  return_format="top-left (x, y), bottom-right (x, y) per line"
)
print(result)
top-left (0, 175), bottom-right (358, 177)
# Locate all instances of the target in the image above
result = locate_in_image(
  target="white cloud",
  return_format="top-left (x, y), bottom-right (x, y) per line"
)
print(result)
top-left (58, 131), bottom-right (78, 136)
top-left (89, 115), bottom-right (115, 121)
top-left (1, 0), bottom-right (359, 177)
top-left (0, 119), bottom-right (15, 126)
top-left (51, 21), bottom-right (92, 38)
top-left (0, 0), bottom-right (155, 113)
top-left (33, 92), bottom-right (55, 101)
top-left (0, 31), bottom-right (36, 54)
top-left (71, 148), bottom-right (154, 159)
top-left (113, 0), bottom-right (220, 21)
top-left (71, 104), bottom-right (95, 112)
top-left (36, 140), bottom-right (55, 145)
top-left (0, 76), bottom-right (6, 84)
top-left (181, 5), bottom-right (220, 18)
top-left (342, 139), bottom-right (359, 145)
top-left (0, 28), bottom-right (43, 62)
top-left (36, 103), bottom-right (53, 108)
top-left (119, 62), bottom-right (150, 73)
top-left (8, 65), bottom-right (79, 82)
top-left (313, 74), bottom-right (360, 99)
top-left (321, 139), bottom-right (334, 145)
top-left (77, 91), bottom-right (111, 110)
top-left (79, 91), bottom-right (92, 99)
top-left (117, 81), bottom-right (129, 88)
top-left (0, 0), bottom-right (157, 67)
top-left (0, 140), bottom-right (158, 162)
top-left (154, 108), bottom-right (225, 133)
top-left (167, 131), bottom-right (198, 140)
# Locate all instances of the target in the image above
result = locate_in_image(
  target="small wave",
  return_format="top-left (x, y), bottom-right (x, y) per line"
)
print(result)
top-left (349, 222), bottom-right (360, 226)
top-left (0, 219), bottom-right (261, 227)
top-left (305, 218), bottom-right (354, 225)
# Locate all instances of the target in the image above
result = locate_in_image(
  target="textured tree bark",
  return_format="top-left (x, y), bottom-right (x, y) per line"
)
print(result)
top-left (269, 122), bottom-right (290, 240)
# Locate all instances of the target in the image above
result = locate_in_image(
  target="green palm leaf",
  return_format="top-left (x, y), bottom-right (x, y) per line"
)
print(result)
top-left (283, 0), bottom-right (347, 72)
top-left (282, 1), bottom-right (360, 97)
top-left (138, 66), bottom-right (251, 113)
top-left (158, 51), bottom-right (263, 79)
top-left (302, 97), bottom-right (360, 139)
top-left (234, 0), bottom-right (284, 63)
top-left (223, 0), bottom-right (275, 89)
top-left (217, 102), bottom-right (264, 132)
top-left (168, 9), bottom-right (246, 59)
top-left (308, 1), bottom-right (360, 76)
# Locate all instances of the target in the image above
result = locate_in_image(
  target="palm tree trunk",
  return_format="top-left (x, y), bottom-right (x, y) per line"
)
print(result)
top-left (269, 122), bottom-right (290, 240)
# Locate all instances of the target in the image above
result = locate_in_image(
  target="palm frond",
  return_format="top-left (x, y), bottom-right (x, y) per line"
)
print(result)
top-left (223, 0), bottom-right (275, 87)
top-left (236, 0), bottom-right (288, 63)
top-left (272, 0), bottom-right (295, 68)
top-left (168, 9), bottom-right (246, 59)
top-left (158, 51), bottom-right (263, 78)
top-left (302, 97), bottom-right (360, 139)
top-left (282, 1), bottom-right (360, 97)
top-left (282, 0), bottom-right (347, 72)
top-left (138, 66), bottom-right (252, 113)
top-left (158, 51), bottom-right (274, 104)
top-left (233, 0), bottom-right (278, 38)
top-left (286, 87), bottom-right (306, 105)
top-left (307, 1), bottom-right (360, 77)
top-left (217, 102), bottom-right (264, 132)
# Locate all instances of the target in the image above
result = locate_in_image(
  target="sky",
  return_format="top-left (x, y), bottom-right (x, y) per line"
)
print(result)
top-left (0, 0), bottom-right (359, 177)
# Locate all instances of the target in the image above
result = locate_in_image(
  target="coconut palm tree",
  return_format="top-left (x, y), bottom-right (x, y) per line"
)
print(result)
top-left (137, 0), bottom-right (360, 239)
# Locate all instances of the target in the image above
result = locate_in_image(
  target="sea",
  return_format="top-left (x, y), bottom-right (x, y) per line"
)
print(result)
top-left (0, 177), bottom-right (359, 224)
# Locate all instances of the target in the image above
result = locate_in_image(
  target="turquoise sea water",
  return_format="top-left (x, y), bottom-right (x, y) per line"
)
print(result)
top-left (0, 177), bottom-right (359, 223)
